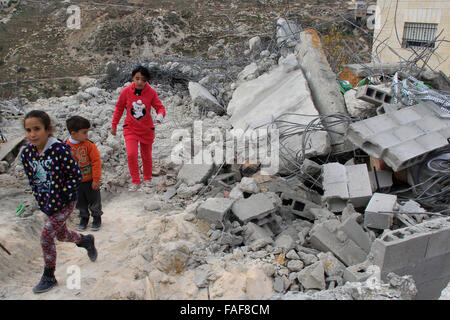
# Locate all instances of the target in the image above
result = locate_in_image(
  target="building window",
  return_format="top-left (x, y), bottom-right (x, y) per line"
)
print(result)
top-left (402, 22), bottom-right (438, 49)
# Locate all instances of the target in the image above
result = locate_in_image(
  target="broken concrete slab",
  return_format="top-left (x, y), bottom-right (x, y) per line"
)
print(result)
top-left (227, 53), bottom-right (319, 131)
top-left (177, 163), bottom-right (215, 186)
top-left (297, 261), bottom-right (326, 290)
top-left (0, 136), bottom-right (25, 162)
top-left (309, 219), bottom-right (368, 267)
top-left (287, 260), bottom-right (304, 272)
top-left (369, 217), bottom-right (450, 299)
top-left (364, 193), bottom-right (398, 230)
top-left (243, 222), bottom-right (273, 250)
top-left (196, 198), bottom-right (235, 228)
top-left (231, 192), bottom-right (279, 223)
top-left (347, 101), bottom-right (450, 171)
top-left (188, 81), bottom-right (225, 115)
top-left (322, 163), bottom-right (372, 212)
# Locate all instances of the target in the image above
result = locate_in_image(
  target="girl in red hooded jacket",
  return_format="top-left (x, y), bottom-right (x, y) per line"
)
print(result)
top-left (110, 66), bottom-right (166, 191)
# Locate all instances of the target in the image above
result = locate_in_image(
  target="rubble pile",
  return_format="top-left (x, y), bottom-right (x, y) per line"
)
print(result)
top-left (0, 17), bottom-right (449, 300)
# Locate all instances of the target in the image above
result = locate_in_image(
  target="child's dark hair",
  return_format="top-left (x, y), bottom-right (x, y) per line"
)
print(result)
top-left (131, 65), bottom-right (150, 80)
top-left (24, 110), bottom-right (53, 134)
top-left (66, 116), bottom-right (91, 133)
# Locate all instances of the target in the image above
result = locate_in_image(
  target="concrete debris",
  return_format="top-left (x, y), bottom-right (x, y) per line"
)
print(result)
top-left (364, 193), bottom-right (398, 230)
top-left (188, 81), bottom-right (225, 115)
top-left (356, 85), bottom-right (394, 106)
top-left (1, 14), bottom-right (448, 301)
top-left (196, 198), bottom-right (234, 229)
top-left (295, 29), bottom-right (349, 151)
top-left (347, 101), bottom-right (450, 172)
top-left (177, 163), bottom-right (215, 186)
top-left (439, 282), bottom-right (450, 300)
top-left (231, 192), bottom-right (280, 223)
top-left (322, 163), bottom-right (372, 212)
top-left (297, 261), bottom-right (326, 290)
top-left (309, 219), bottom-right (368, 267)
top-left (369, 217), bottom-right (450, 299)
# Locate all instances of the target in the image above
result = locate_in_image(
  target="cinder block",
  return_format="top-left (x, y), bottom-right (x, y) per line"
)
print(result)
top-left (196, 198), bottom-right (235, 228)
top-left (339, 216), bottom-right (372, 253)
top-left (368, 170), bottom-right (393, 192)
top-left (231, 193), bottom-right (278, 223)
top-left (370, 218), bottom-right (450, 275)
top-left (356, 85), bottom-right (394, 106)
top-left (322, 163), bottom-right (372, 211)
top-left (280, 189), bottom-right (319, 221)
top-left (309, 220), bottom-right (367, 267)
top-left (364, 193), bottom-right (397, 230)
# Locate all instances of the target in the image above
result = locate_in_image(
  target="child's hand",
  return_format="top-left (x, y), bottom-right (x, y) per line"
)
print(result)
top-left (92, 181), bottom-right (100, 190)
top-left (110, 128), bottom-right (117, 136)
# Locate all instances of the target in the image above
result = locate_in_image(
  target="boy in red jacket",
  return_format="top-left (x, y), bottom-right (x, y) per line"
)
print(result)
top-left (110, 65), bottom-right (166, 191)
top-left (66, 116), bottom-right (103, 231)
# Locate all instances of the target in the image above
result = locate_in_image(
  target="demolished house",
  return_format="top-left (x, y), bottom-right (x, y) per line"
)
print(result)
top-left (0, 15), bottom-right (449, 300)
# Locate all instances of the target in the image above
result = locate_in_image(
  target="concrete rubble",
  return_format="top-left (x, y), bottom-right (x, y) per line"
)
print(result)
top-left (0, 16), bottom-right (448, 301)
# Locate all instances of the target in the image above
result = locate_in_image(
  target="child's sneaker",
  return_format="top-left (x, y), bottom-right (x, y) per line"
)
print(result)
top-left (128, 184), bottom-right (140, 191)
top-left (143, 180), bottom-right (154, 188)
top-left (91, 216), bottom-right (101, 231)
top-left (77, 217), bottom-right (89, 231)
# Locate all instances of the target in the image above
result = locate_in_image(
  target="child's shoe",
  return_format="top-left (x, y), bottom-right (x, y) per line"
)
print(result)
top-left (77, 217), bottom-right (89, 231)
top-left (128, 183), bottom-right (140, 191)
top-left (33, 267), bottom-right (57, 293)
top-left (76, 234), bottom-right (98, 262)
top-left (91, 216), bottom-right (101, 231)
top-left (143, 180), bottom-right (154, 188)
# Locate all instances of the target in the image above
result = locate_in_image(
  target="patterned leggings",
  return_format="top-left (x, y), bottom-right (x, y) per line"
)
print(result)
top-left (40, 201), bottom-right (82, 268)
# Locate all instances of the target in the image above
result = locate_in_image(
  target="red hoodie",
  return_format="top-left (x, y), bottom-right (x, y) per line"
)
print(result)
top-left (111, 82), bottom-right (166, 145)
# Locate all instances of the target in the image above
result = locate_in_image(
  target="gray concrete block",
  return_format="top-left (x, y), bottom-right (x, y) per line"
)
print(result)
top-left (231, 193), bottom-right (278, 223)
top-left (370, 217), bottom-right (450, 273)
top-left (309, 220), bottom-right (367, 267)
top-left (364, 193), bottom-right (397, 230)
top-left (177, 163), bottom-right (215, 186)
top-left (368, 170), bottom-right (393, 192)
top-left (196, 198), bottom-right (235, 228)
top-left (280, 189), bottom-right (319, 221)
top-left (322, 163), bottom-right (372, 212)
top-left (339, 216), bottom-right (372, 253)
top-left (356, 85), bottom-right (394, 106)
